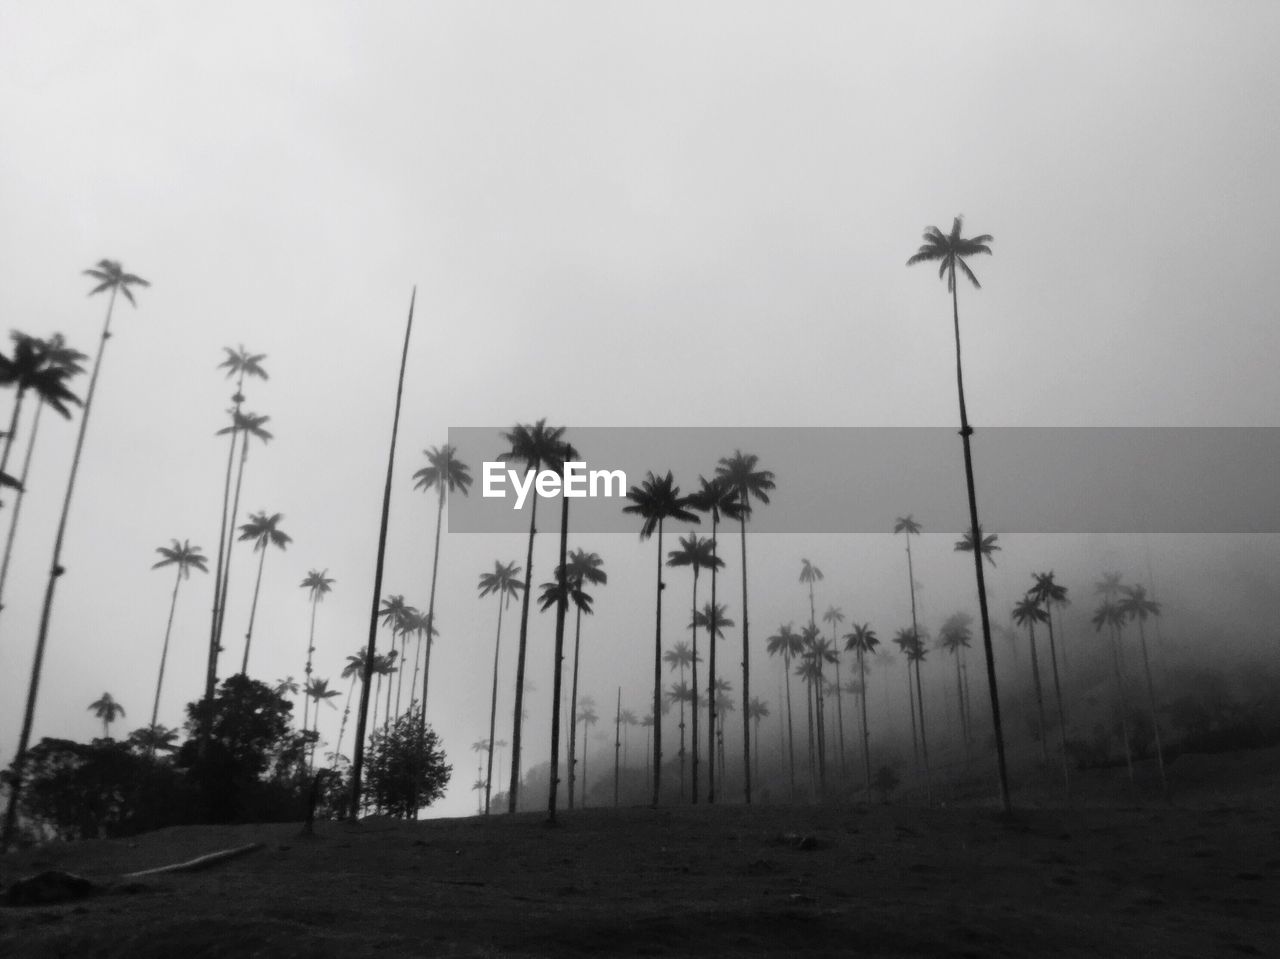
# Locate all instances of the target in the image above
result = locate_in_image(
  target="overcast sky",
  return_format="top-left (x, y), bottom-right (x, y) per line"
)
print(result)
top-left (2, 2), bottom-right (1278, 817)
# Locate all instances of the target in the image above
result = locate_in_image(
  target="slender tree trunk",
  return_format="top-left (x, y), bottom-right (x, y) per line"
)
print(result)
top-left (215, 423), bottom-right (252, 666)
top-left (421, 490), bottom-right (446, 721)
top-left (738, 510), bottom-right (752, 804)
top-left (914, 655), bottom-right (931, 801)
top-left (784, 650), bottom-right (796, 800)
top-left (858, 648), bottom-right (872, 799)
top-left (484, 594), bottom-right (507, 815)
top-left (678, 662), bottom-right (686, 798)
top-left (707, 516), bottom-right (719, 804)
top-left (904, 535), bottom-right (921, 761)
top-left (201, 413), bottom-right (239, 753)
top-left (1027, 623), bottom-right (1048, 762)
top-left (0, 397), bottom-right (45, 618)
top-left (954, 653), bottom-right (969, 764)
top-left (349, 289), bottom-right (415, 818)
top-left (1043, 611), bottom-right (1070, 796)
top-left (904, 657), bottom-right (918, 763)
top-left (1109, 623), bottom-right (1135, 784)
top-left (951, 279), bottom-right (1012, 813)
top-left (240, 546), bottom-right (268, 676)
top-left (303, 598), bottom-right (318, 739)
top-left (651, 519), bottom-right (664, 807)
top-left (334, 674), bottom-right (357, 763)
top-left (568, 602), bottom-right (583, 810)
top-left (581, 716), bottom-right (589, 808)
top-left (508, 461), bottom-right (541, 814)
top-left (833, 637), bottom-right (846, 776)
top-left (546, 490), bottom-right (570, 822)
top-left (149, 568), bottom-right (183, 740)
top-left (1136, 619), bottom-right (1167, 792)
top-left (0, 389), bottom-right (26, 500)
top-left (690, 567), bottom-right (700, 804)
top-left (3, 286), bottom-right (118, 849)
top-left (613, 687), bottom-right (621, 807)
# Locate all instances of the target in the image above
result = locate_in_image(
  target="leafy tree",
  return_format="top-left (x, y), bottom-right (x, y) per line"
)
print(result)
top-left (714, 451), bottom-right (774, 804)
top-left (127, 724), bottom-right (180, 756)
top-left (149, 540), bottom-right (209, 737)
top-left (88, 692), bottom-right (125, 739)
top-left (363, 711), bottom-right (451, 819)
top-left (237, 511), bottom-right (292, 675)
top-left (478, 560), bottom-right (523, 814)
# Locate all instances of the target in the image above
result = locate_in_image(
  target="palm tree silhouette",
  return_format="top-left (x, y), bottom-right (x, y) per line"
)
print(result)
top-left (1012, 596), bottom-right (1051, 764)
top-left (893, 515), bottom-right (924, 761)
top-left (693, 601), bottom-right (734, 803)
top-left (624, 470), bottom-right (699, 807)
top-left (843, 623), bottom-right (879, 797)
top-left (663, 641), bottom-right (695, 797)
top-left (666, 533), bottom-right (719, 804)
top-left (907, 219), bottom-right (1010, 812)
top-left (562, 548), bottom-right (605, 810)
top-left (538, 566), bottom-right (594, 813)
top-left (802, 626), bottom-right (837, 791)
top-left (299, 570), bottom-right (335, 742)
top-left (822, 606), bottom-right (847, 773)
top-left (305, 677), bottom-right (341, 771)
top-left (149, 540), bottom-right (209, 737)
top-left (478, 560), bottom-right (523, 815)
top-left (0, 332), bottom-right (81, 495)
top-left (499, 419), bottom-right (565, 813)
top-left (129, 723), bottom-right (178, 755)
top-left (1091, 599), bottom-right (1134, 783)
top-left (746, 697), bottom-right (770, 781)
top-left (412, 444), bottom-right (472, 720)
top-left (237, 512), bottom-right (291, 675)
top-left (765, 622), bottom-right (803, 798)
top-left (5, 260), bottom-right (148, 849)
top-left (1118, 584), bottom-right (1167, 791)
top-left (377, 595), bottom-right (415, 722)
top-left (938, 612), bottom-right (974, 760)
top-left (1028, 572), bottom-right (1071, 794)
top-left (714, 452), bottom-right (775, 805)
top-left (334, 648), bottom-right (370, 763)
top-left (89, 692), bottom-right (125, 739)
top-left (893, 627), bottom-right (931, 794)
top-left (576, 697), bottom-right (599, 807)
top-left (0, 335), bottom-right (87, 620)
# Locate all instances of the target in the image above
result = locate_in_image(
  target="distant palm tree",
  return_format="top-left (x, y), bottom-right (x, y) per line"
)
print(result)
top-left (666, 534), bottom-right (720, 804)
top-left (149, 540), bottom-right (209, 735)
top-left (713, 681), bottom-right (735, 781)
top-left (563, 548), bottom-right (606, 810)
top-left (412, 444), bottom-right (473, 720)
top-left (843, 623), bottom-right (880, 796)
top-left (334, 649), bottom-right (369, 763)
top-left (663, 641), bottom-right (695, 796)
top-left (237, 512), bottom-right (292, 675)
top-left (1031, 571), bottom-right (1072, 689)
top-left (893, 515), bottom-right (924, 761)
top-left (472, 777), bottom-right (487, 814)
top-left (129, 723), bottom-right (178, 755)
top-left (938, 612), bottom-right (974, 759)
top-left (576, 697), bottom-right (599, 807)
top-left (714, 451), bottom-right (775, 804)
top-left (538, 565), bottom-right (594, 812)
top-left (613, 689), bottom-right (623, 807)
top-left (5, 260), bottom-right (148, 849)
top-left (499, 419), bottom-right (565, 813)
top-left (299, 570), bottom-right (335, 739)
top-left (305, 677), bottom-right (341, 771)
top-left (822, 606), bottom-right (847, 772)
top-left (89, 692), bottom-right (125, 739)
top-left (0, 335), bottom-right (87, 620)
top-left (1091, 600), bottom-right (1134, 783)
top-left (746, 697), bottom-right (770, 780)
top-left (1028, 572), bottom-right (1070, 792)
top-left (1118, 584), bottom-right (1167, 791)
top-left (625, 470), bottom-right (699, 807)
top-left (802, 627), bottom-right (837, 789)
top-left (478, 560), bottom-right (523, 815)
top-left (904, 630), bottom-right (932, 797)
top-left (693, 601), bottom-right (734, 803)
top-left (766, 622), bottom-right (803, 798)
top-left (907, 218), bottom-right (1010, 812)
top-left (274, 676), bottom-right (300, 697)
top-left (1012, 596), bottom-right (1051, 763)
top-left (377, 595), bottom-right (415, 721)
top-left (640, 713), bottom-right (654, 788)
top-left (686, 476), bottom-right (743, 805)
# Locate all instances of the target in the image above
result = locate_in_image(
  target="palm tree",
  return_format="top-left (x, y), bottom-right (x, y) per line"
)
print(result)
top-left (89, 692), bottom-right (125, 739)
top-left (937, 612), bottom-right (974, 759)
top-left (499, 419), bottom-right (565, 813)
top-left (5, 260), bottom-right (148, 849)
top-left (1011, 595), bottom-right (1051, 763)
top-left (955, 527), bottom-right (1001, 565)
top-left (822, 606), bottom-right (847, 772)
top-left (765, 622), bottom-right (803, 798)
top-left (686, 475), bottom-right (743, 804)
top-left (305, 677), bottom-right (341, 771)
top-left (613, 688), bottom-right (623, 807)
top-left (904, 630), bottom-right (932, 797)
top-left (624, 470), bottom-right (699, 806)
top-left (714, 451), bottom-right (775, 804)
top-left (412, 445), bottom-right (473, 720)
top-left (297, 570), bottom-right (335, 735)
top-left (893, 515), bottom-right (924, 761)
top-left (907, 219), bottom-right (1011, 812)
top-left (803, 628), bottom-right (837, 789)
top-left (0, 332), bottom-right (81, 496)
top-left (478, 560), bottom-right (523, 814)
top-left (129, 724), bottom-right (179, 755)
top-left (372, 650), bottom-right (399, 732)
top-left (693, 601), bottom-right (734, 802)
top-left (640, 713), bottom-right (654, 789)
top-left (663, 641), bottom-right (695, 796)
top-left (714, 681), bottom-right (735, 781)
top-left (538, 566), bottom-right (594, 813)
top-left (1029, 572), bottom-right (1071, 790)
top-left (746, 697), bottom-right (770, 780)
top-left (666, 534), bottom-right (720, 804)
top-left (576, 696), bottom-right (599, 807)
top-left (149, 540), bottom-right (209, 734)
top-left (1091, 600), bottom-right (1134, 783)
top-left (204, 346), bottom-right (268, 725)
top-left (0, 335), bottom-right (87, 621)
top-left (237, 512), bottom-right (291, 675)
top-left (1118, 584), bottom-right (1167, 791)
top-left (334, 649), bottom-right (369, 763)
top-left (843, 623), bottom-right (879, 796)
top-left (563, 548), bottom-right (606, 810)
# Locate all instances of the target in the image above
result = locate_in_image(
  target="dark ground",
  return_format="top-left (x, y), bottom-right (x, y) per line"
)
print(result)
top-left (2, 748), bottom-right (1278, 958)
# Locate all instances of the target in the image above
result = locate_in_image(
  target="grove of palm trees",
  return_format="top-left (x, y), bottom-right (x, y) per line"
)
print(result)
top-left (2, 5), bottom-right (1278, 957)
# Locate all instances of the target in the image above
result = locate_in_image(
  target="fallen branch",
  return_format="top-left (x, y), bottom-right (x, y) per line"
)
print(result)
top-left (122, 842), bottom-right (265, 878)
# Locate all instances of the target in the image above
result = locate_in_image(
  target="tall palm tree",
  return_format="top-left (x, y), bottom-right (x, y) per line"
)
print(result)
top-left (624, 470), bottom-right (699, 806)
top-left (746, 697), bottom-right (769, 780)
top-left (5, 260), bottom-right (148, 849)
top-left (799, 559), bottom-right (824, 628)
top-left (499, 419), bottom-right (565, 813)
top-left (714, 451), bottom-right (775, 804)
top-left (822, 606), bottom-right (847, 772)
top-left (377, 595), bottom-right (415, 721)
top-left (713, 680), bottom-right (735, 781)
top-left (0, 335), bottom-right (87, 621)
top-left (907, 219), bottom-right (1011, 812)
top-left (1029, 572), bottom-right (1071, 786)
top-left (478, 560), bottom-right (523, 815)
top-left (955, 527), bottom-right (1001, 565)
top-left (1091, 600), bottom-right (1134, 783)
top-left (305, 677), bottom-right (341, 772)
top-left (0, 332), bottom-right (81, 495)
top-left (937, 612), bottom-right (974, 758)
top-left (334, 649), bottom-right (369, 763)
top-left (694, 601), bottom-right (734, 803)
top-left (843, 623), bottom-right (879, 797)
top-left (412, 444), bottom-right (473, 720)
top-left (803, 628), bottom-right (837, 789)
top-left (893, 515), bottom-right (924, 760)
top-left (663, 641), bottom-right (695, 796)
top-left (765, 622), bottom-right (803, 798)
top-left (563, 548), bottom-right (606, 810)
top-left (1012, 595), bottom-right (1051, 763)
top-left (149, 540), bottom-right (209, 734)
top-left (1118, 584), bottom-right (1167, 790)
top-left (576, 696), bottom-right (598, 807)
top-left (299, 570), bottom-right (335, 737)
top-left (903, 629), bottom-right (932, 797)
top-left (237, 512), bottom-right (292, 675)
top-left (613, 688), bottom-right (623, 807)
top-left (538, 567), bottom-right (594, 812)
top-left (666, 534), bottom-right (719, 804)
top-left (89, 692), bottom-right (125, 739)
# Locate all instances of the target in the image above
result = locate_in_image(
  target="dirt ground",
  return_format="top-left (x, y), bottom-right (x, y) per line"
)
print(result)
top-left (2, 751), bottom-right (1278, 958)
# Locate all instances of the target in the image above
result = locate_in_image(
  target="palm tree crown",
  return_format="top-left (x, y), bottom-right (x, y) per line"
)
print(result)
top-left (239, 511), bottom-right (292, 552)
top-left (624, 471), bottom-right (700, 537)
top-left (905, 216), bottom-right (994, 292)
top-left (478, 560), bottom-right (524, 601)
top-left (413, 444), bottom-right (473, 500)
top-left (301, 569), bottom-right (335, 603)
top-left (152, 539), bottom-right (209, 579)
top-left (84, 260), bottom-right (150, 306)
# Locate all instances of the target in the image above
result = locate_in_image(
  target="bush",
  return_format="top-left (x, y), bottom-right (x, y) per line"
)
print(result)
top-left (363, 710), bottom-right (451, 818)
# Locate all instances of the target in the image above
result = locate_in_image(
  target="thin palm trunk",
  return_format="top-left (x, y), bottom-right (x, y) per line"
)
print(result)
top-left (833, 643), bottom-right (846, 775)
top-left (580, 715), bottom-right (589, 807)
top-left (904, 657), bottom-right (918, 763)
top-left (914, 655), bottom-right (931, 800)
top-left (858, 648), bottom-right (872, 799)
top-left (567, 602), bottom-right (583, 810)
top-left (677, 661), bottom-right (686, 798)
top-left (651, 519), bottom-right (665, 807)
top-left (215, 423), bottom-right (251, 665)
top-left (349, 288), bottom-right (415, 817)
top-left (303, 598), bottom-right (318, 737)
top-left (334, 674), bottom-right (357, 763)
top-left (1135, 619), bottom-right (1167, 791)
top-left (149, 567), bottom-right (184, 737)
top-left (954, 653), bottom-right (970, 764)
top-left (614, 688), bottom-right (621, 807)
top-left (904, 536), bottom-right (921, 761)
top-left (706, 518), bottom-right (719, 804)
top-left (240, 546), bottom-right (269, 676)
top-left (0, 397), bottom-right (45, 619)
top-left (484, 594), bottom-right (508, 815)
top-left (805, 678), bottom-right (816, 795)
top-left (417, 490), bottom-right (447, 723)
top-left (1109, 623), bottom-right (1135, 784)
top-left (1027, 622), bottom-right (1048, 762)
top-left (784, 650), bottom-right (796, 799)
top-left (738, 509), bottom-right (752, 804)
top-left (1043, 611), bottom-right (1070, 796)
top-left (508, 462), bottom-right (541, 814)
top-left (689, 567), bottom-right (700, 804)
top-left (546, 491), bottom-right (570, 821)
top-left (201, 409), bottom-right (239, 749)
top-left (4, 286), bottom-right (117, 848)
